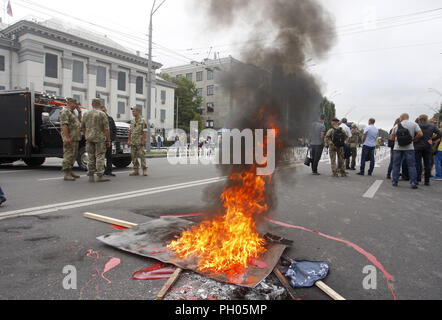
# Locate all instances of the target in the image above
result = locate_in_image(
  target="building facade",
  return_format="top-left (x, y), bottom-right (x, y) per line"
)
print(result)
top-left (0, 19), bottom-right (176, 137)
top-left (161, 56), bottom-right (241, 130)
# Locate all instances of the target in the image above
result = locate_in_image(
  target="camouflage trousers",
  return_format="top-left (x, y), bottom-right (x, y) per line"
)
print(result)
top-left (62, 141), bottom-right (79, 172)
top-left (329, 146), bottom-right (346, 175)
top-left (345, 148), bottom-right (358, 169)
top-left (86, 141), bottom-right (106, 177)
top-left (131, 145), bottom-right (147, 170)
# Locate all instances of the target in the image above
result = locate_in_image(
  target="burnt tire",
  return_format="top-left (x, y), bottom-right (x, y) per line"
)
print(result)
top-left (112, 157), bottom-right (132, 168)
top-left (23, 157), bottom-right (46, 168)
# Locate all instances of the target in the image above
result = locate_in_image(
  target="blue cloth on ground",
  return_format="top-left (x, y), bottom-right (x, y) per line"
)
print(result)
top-left (283, 260), bottom-right (329, 288)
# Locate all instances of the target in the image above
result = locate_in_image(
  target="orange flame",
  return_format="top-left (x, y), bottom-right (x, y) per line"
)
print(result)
top-left (168, 107), bottom-right (281, 281)
top-left (167, 166), bottom-right (271, 280)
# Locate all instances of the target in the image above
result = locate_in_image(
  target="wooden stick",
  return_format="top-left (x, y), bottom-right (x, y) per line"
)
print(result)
top-left (282, 255), bottom-right (346, 300)
top-left (83, 212), bottom-right (138, 228)
top-left (155, 268), bottom-right (183, 300)
top-left (83, 212), bottom-right (183, 300)
top-left (273, 268), bottom-right (298, 300)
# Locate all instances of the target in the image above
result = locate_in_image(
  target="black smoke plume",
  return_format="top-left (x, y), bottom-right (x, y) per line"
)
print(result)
top-left (195, 0), bottom-right (337, 216)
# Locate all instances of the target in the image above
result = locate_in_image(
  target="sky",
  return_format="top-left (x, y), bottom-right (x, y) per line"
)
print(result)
top-left (2, 0), bottom-right (442, 130)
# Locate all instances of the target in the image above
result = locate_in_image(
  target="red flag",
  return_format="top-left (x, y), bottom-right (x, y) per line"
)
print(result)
top-left (7, 1), bottom-right (13, 17)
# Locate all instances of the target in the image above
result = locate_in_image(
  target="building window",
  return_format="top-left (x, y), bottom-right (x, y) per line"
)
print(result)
top-left (73, 94), bottom-right (82, 105)
top-left (0, 85), bottom-right (5, 90)
top-left (186, 73), bottom-right (193, 81)
top-left (207, 69), bottom-right (214, 80)
top-left (207, 85), bottom-right (214, 96)
top-left (176, 74), bottom-right (182, 79)
top-left (72, 60), bottom-right (84, 83)
top-left (100, 98), bottom-right (106, 107)
top-left (160, 109), bottom-right (166, 122)
top-left (96, 66), bottom-right (107, 88)
top-left (0, 56), bottom-right (5, 71)
top-left (118, 71), bottom-right (126, 91)
top-left (118, 101), bottom-right (126, 115)
top-left (206, 120), bottom-right (214, 128)
top-left (161, 90), bottom-right (166, 104)
top-left (197, 88), bottom-right (203, 97)
top-left (45, 53), bottom-right (58, 78)
top-left (207, 103), bottom-right (214, 113)
top-left (136, 76), bottom-right (144, 94)
top-left (196, 71), bottom-right (203, 82)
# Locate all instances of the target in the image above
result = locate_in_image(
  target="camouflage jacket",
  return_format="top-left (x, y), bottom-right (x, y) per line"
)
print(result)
top-left (60, 108), bottom-right (81, 142)
top-left (325, 126), bottom-right (348, 147)
top-left (130, 117), bottom-right (148, 146)
top-left (348, 131), bottom-right (360, 148)
top-left (81, 109), bottom-right (109, 143)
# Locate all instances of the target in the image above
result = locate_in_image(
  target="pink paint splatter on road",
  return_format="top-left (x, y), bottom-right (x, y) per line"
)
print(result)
top-left (101, 257), bottom-right (121, 284)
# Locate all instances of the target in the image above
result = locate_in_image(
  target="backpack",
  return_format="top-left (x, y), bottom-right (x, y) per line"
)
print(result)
top-left (396, 123), bottom-right (413, 147)
top-left (332, 128), bottom-right (346, 147)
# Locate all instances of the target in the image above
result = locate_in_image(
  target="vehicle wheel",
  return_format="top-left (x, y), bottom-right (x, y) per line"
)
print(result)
top-left (112, 157), bottom-right (132, 168)
top-left (77, 146), bottom-right (88, 171)
top-left (23, 157), bottom-right (46, 167)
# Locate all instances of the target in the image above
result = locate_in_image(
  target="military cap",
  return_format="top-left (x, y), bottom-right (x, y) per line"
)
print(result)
top-left (67, 98), bottom-right (78, 104)
top-left (332, 117), bottom-right (340, 122)
top-left (92, 98), bottom-right (102, 106)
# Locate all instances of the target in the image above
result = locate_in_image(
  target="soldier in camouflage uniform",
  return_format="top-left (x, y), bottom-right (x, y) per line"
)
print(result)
top-left (81, 99), bottom-right (111, 183)
top-left (326, 117), bottom-right (348, 177)
top-left (346, 124), bottom-right (360, 171)
top-left (60, 98), bottom-right (82, 181)
top-left (128, 106), bottom-right (148, 177)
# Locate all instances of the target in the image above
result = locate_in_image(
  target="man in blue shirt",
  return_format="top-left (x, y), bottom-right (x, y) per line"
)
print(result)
top-left (358, 118), bottom-right (379, 176)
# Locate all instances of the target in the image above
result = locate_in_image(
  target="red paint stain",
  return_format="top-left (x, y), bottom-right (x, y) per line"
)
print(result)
top-left (249, 259), bottom-right (267, 269)
top-left (132, 263), bottom-right (176, 280)
top-left (110, 224), bottom-right (128, 230)
top-left (101, 257), bottom-right (121, 284)
top-left (265, 218), bottom-right (397, 300)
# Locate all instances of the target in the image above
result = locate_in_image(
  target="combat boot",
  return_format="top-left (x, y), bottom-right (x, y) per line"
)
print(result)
top-left (64, 171), bottom-right (75, 181)
top-left (89, 175), bottom-right (95, 183)
top-left (129, 170), bottom-right (139, 176)
top-left (71, 171), bottom-right (81, 179)
top-left (142, 168), bottom-right (148, 177)
top-left (97, 176), bottom-right (110, 183)
top-left (341, 172), bottom-right (348, 177)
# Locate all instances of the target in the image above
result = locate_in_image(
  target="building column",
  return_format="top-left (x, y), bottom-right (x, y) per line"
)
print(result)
top-left (129, 69), bottom-right (137, 110)
top-left (61, 51), bottom-right (73, 98)
top-left (87, 57), bottom-right (97, 109)
top-left (109, 63), bottom-right (119, 119)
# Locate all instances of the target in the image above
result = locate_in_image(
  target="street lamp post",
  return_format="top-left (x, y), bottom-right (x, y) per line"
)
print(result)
top-left (146, 0), bottom-right (167, 152)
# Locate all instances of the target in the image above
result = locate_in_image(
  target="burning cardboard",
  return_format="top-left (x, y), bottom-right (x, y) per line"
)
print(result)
top-left (97, 217), bottom-right (286, 288)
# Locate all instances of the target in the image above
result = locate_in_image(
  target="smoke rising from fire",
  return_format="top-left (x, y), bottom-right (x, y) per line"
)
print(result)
top-left (196, 0), bottom-right (337, 214)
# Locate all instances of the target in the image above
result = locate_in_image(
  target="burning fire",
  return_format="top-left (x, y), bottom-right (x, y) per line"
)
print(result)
top-left (168, 107), bottom-right (279, 281)
top-left (168, 166), bottom-right (272, 280)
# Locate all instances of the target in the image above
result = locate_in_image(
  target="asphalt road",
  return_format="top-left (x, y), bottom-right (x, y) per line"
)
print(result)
top-left (0, 154), bottom-right (441, 300)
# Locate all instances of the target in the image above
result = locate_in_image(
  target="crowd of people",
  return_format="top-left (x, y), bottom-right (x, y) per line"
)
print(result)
top-left (309, 113), bottom-right (442, 189)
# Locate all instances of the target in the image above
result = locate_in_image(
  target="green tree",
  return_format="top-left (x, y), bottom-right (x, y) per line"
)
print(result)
top-left (159, 73), bottom-right (203, 133)
top-left (320, 97), bottom-right (336, 131)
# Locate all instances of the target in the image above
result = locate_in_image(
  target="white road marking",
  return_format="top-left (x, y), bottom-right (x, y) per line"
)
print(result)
top-left (38, 171), bottom-right (132, 181)
top-left (0, 176), bottom-right (227, 220)
top-left (0, 170), bottom-right (28, 174)
top-left (363, 180), bottom-right (384, 199)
